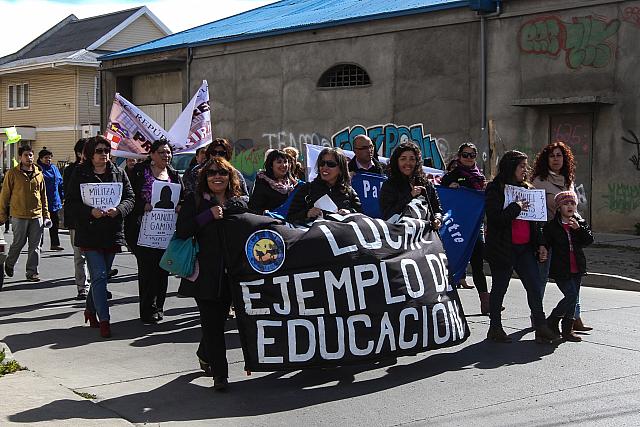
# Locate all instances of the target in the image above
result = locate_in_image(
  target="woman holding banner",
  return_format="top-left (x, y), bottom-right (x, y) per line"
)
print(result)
top-left (249, 149), bottom-right (298, 214)
top-left (379, 141), bottom-right (443, 228)
top-left (287, 148), bottom-right (361, 224)
top-left (130, 140), bottom-right (183, 324)
top-left (441, 142), bottom-right (490, 312)
top-left (484, 150), bottom-right (558, 344)
top-left (175, 157), bottom-right (248, 391)
top-left (66, 136), bottom-right (134, 338)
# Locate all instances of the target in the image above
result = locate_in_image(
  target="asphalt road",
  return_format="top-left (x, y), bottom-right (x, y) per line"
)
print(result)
top-left (1, 231), bottom-right (639, 426)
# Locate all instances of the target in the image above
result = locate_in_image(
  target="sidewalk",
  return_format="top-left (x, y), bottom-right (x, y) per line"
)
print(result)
top-left (583, 232), bottom-right (640, 292)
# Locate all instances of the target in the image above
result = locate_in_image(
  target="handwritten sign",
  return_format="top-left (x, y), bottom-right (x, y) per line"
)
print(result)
top-left (80, 183), bottom-right (123, 211)
top-left (503, 185), bottom-right (547, 221)
top-left (137, 209), bottom-right (178, 249)
top-left (151, 181), bottom-right (181, 209)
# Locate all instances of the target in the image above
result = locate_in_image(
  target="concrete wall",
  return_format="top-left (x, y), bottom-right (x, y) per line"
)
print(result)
top-left (101, 0), bottom-right (640, 232)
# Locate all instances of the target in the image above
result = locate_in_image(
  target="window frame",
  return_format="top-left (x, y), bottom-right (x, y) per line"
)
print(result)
top-left (7, 82), bottom-right (30, 110)
top-left (317, 63), bottom-right (372, 90)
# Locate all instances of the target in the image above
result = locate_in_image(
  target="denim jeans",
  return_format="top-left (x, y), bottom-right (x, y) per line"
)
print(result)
top-left (84, 250), bottom-right (115, 322)
top-left (575, 294), bottom-right (582, 319)
top-left (69, 229), bottom-right (89, 294)
top-left (537, 248), bottom-right (552, 300)
top-left (6, 217), bottom-right (44, 276)
top-left (489, 244), bottom-right (546, 329)
top-left (550, 274), bottom-right (581, 320)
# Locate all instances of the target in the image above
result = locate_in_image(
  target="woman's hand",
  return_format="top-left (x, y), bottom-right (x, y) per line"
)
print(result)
top-left (516, 199), bottom-right (530, 211)
top-left (105, 208), bottom-right (119, 218)
top-left (144, 203), bottom-right (152, 212)
top-left (411, 186), bottom-right (425, 197)
top-left (337, 209), bottom-right (351, 215)
top-left (431, 218), bottom-right (442, 230)
top-left (448, 183), bottom-right (460, 189)
top-left (175, 205), bottom-right (181, 213)
top-left (538, 246), bottom-right (548, 262)
top-left (91, 208), bottom-right (104, 219)
top-left (210, 205), bottom-right (224, 220)
top-left (307, 207), bottom-right (322, 219)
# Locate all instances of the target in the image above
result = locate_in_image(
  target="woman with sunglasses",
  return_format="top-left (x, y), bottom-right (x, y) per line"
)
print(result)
top-left (175, 157), bottom-right (248, 391)
top-left (441, 143), bottom-right (490, 311)
top-left (249, 149), bottom-right (298, 214)
top-left (287, 148), bottom-right (361, 224)
top-left (129, 140), bottom-right (183, 324)
top-left (66, 136), bottom-right (134, 338)
top-left (184, 139), bottom-right (248, 197)
top-left (379, 142), bottom-right (443, 229)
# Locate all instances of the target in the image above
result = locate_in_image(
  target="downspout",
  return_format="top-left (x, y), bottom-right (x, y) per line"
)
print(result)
top-left (186, 47), bottom-right (193, 105)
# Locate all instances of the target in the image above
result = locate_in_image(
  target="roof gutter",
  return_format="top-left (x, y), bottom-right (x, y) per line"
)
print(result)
top-left (0, 60), bottom-right (99, 75)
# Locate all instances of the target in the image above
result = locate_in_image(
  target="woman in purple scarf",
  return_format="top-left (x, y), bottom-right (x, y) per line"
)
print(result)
top-left (441, 143), bottom-right (490, 314)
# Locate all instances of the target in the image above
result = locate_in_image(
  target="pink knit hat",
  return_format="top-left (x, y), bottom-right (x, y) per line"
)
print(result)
top-left (554, 191), bottom-right (577, 208)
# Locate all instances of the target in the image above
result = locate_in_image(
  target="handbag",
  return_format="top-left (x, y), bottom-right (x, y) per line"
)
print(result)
top-left (160, 235), bottom-right (199, 277)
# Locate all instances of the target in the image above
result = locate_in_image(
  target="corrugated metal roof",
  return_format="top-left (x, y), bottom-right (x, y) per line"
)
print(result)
top-left (101, 0), bottom-right (468, 60)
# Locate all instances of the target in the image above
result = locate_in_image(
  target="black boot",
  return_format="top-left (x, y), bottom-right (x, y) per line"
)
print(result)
top-left (547, 316), bottom-right (561, 337)
top-left (486, 326), bottom-right (512, 343)
top-left (535, 324), bottom-right (560, 344)
top-left (562, 318), bottom-right (582, 342)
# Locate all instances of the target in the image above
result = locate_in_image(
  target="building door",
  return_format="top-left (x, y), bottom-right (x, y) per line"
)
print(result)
top-left (549, 113), bottom-right (593, 221)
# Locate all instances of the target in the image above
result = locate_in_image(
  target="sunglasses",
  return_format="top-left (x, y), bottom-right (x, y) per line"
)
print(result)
top-left (212, 150), bottom-right (227, 157)
top-left (318, 160), bottom-right (338, 168)
top-left (206, 169), bottom-right (229, 177)
top-left (460, 152), bottom-right (477, 159)
top-left (95, 148), bottom-right (111, 155)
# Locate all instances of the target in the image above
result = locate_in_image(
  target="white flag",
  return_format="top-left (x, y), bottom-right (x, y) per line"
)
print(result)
top-left (105, 93), bottom-right (170, 159)
top-left (168, 80), bottom-right (212, 154)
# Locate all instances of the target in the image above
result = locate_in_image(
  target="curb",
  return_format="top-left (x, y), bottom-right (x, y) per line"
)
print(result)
top-left (581, 272), bottom-right (640, 292)
top-left (0, 341), bottom-right (14, 362)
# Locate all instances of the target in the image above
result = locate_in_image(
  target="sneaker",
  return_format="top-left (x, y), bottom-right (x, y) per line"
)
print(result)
top-left (50, 246), bottom-right (64, 251)
top-left (5, 264), bottom-right (14, 278)
top-left (26, 274), bottom-right (40, 282)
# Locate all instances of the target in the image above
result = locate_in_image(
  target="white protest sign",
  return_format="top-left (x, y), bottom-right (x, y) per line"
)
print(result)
top-left (137, 209), bottom-right (178, 249)
top-left (503, 185), bottom-right (547, 221)
top-left (80, 183), bottom-right (123, 211)
top-left (151, 181), bottom-right (181, 210)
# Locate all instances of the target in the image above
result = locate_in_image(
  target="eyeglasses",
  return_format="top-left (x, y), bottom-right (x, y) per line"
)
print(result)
top-left (212, 150), bottom-right (227, 157)
top-left (95, 148), bottom-right (111, 155)
top-left (460, 152), bottom-right (477, 159)
top-left (355, 145), bottom-right (374, 151)
top-left (206, 169), bottom-right (229, 177)
top-left (318, 160), bottom-right (338, 168)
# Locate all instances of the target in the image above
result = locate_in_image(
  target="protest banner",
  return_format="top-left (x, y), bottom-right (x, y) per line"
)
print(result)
top-left (436, 186), bottom-right (485, 283)
top-left (223, 209), bottom-right (469, 372)
top-left (167, 80), bottom-right (213, 154)
top-left (137, 181), bottom-right (181, 249)
top-left (80, 183), bottom-right (123, 211)
top-left (351, 172), bottom-right (387, 218)
top-left (503, 185), bottom-right (547, 221)
top-left (104, 94), bottom-right (170, 159)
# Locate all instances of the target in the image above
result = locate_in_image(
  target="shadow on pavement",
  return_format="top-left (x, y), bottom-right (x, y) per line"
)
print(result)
top-left (9, 398), bottom-right (125, 424)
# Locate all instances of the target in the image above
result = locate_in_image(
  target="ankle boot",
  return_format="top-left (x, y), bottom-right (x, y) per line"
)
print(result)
top-left (562, 318), bottom-right (582, 342)
top-left (99, 321), bottom-right (111, 338)
top-left (573, 317), bottom-right (593, 332)
top-left (486, 326), bottom-right (512, 343)
top-left (535, 324), bottom-right (560, 344)
top-left (546, 316), bottom-right (561, 336)
top-left (84, 310), bottom-right (99, 328)
top-left (479, 292), bottom-right (490, 315)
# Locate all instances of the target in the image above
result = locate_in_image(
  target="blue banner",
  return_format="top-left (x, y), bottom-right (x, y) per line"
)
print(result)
top-left (436, 186), bottom-right (485, 283)
top-left (351, 172), bottom-right (387, 218)
top-left (268, 181), bottom-right (306, 219)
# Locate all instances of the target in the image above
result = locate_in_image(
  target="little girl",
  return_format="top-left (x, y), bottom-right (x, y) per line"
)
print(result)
top-left (543, 191), bottom-right (593, 342)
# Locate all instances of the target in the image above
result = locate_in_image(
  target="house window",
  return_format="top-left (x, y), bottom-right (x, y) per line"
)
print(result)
top-left (8, 83), bottom-right (29, 109)
top-left (94, 75), bottom-right (101, 107)
top-left (318, 64), bottom-right (371, 88)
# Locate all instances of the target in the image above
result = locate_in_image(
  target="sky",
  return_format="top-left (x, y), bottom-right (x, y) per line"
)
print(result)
top-left (0, 0), bottom-right (275, 57)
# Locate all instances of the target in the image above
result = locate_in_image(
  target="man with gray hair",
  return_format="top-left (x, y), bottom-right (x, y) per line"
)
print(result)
top-left (348, 135), bottom-right (383, 175)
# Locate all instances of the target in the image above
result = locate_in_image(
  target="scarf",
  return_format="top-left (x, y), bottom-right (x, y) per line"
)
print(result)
top-left (257, 171), bottom-right (296, 195)
top-left (456, 161), bottom-right (486, 190)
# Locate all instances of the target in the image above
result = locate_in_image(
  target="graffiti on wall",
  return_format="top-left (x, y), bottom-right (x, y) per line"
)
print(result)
top-left (602, 183), bottom-right (640, 213)
top-left (518, 15), bottom-right (621, 69)
top-left (622, 130), bottom-right (640, 171)
top-left (332, 123), bottom-right (444, 169)
top-left (551, 120), bottom-right (591, 154)
top-left (262, 131), bottom-right (331, 153)
top-left (622, 7), bottom-right (640, 28)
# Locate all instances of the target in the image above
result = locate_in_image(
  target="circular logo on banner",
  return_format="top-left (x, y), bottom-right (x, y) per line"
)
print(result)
top-left (245, 230), bottom-right (286, 274)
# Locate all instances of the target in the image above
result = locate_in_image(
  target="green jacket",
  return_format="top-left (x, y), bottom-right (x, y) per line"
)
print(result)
top-left (0, 165), bottom-right (50, 222)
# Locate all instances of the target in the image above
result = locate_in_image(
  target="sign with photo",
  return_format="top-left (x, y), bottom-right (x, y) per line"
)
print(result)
top-left (137, 181), bottom-right (181, 249)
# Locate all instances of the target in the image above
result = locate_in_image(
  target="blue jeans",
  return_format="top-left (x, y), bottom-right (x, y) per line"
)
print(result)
top-left (489, 244), bottom-right (546, 329)
top-left (550, 274), bottom-right (580, 319)
top-left (537, 248), bottom-right (552, 300)
top-left (575, 294), bottom-right (581, 318)
top-left (84, 250), bottom-right (115, 322)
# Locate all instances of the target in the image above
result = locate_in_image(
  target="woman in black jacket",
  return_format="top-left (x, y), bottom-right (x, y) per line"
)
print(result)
top-left (175, 156), bottom-right (248, 391)
top-left (249, 149), bottom-right (298, 214)
top-left (66, 136), bottom-right (134, 338)
top-left (286, 148), bottom-right (361, 224)
top-left (441, 143), bottom-right (489, 309)
top-left (484, 150), bottom-right (557, 344)
top-left (129, 140), bottom-right (183, 324)
top-left (379, 141), bottom-right (442, 227)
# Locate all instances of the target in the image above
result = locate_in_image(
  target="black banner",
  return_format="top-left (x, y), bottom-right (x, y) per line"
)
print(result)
top-left (223, 211), bottom-right (470, 372)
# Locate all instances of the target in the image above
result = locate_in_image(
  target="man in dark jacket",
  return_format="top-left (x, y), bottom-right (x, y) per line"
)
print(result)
top-left (348, 135), bottom-right (383, 175)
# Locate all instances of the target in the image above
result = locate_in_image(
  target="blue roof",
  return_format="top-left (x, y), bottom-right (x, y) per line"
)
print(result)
top-left (100, 0), bottom-right (469, 60)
